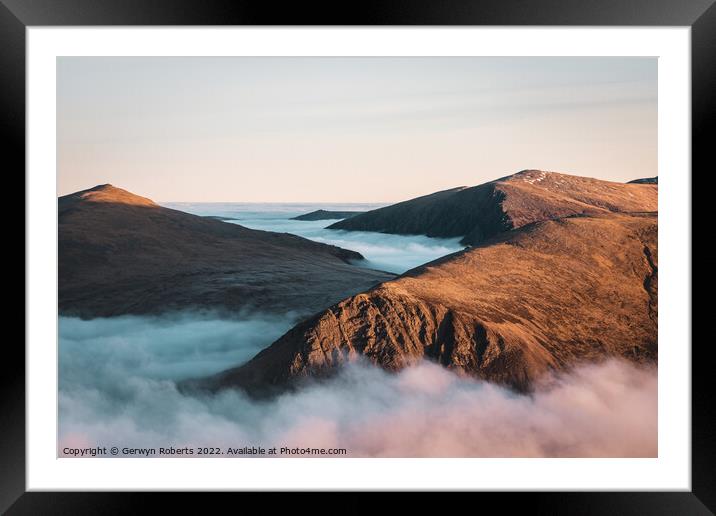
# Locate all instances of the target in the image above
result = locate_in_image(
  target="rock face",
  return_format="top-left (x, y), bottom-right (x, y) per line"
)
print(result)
top-left (192, 212), bottom-right (657, 396)
top-left (628, 177), bottom-right (658, 184)
top-left (328, 170), bottom-right (657, 245)
top-left (59, 185), bottom-right (394, 318)
top-left (291, 209), bottom-right (364, 221)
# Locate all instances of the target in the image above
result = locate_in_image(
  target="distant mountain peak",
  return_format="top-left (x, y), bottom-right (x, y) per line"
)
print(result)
top-left (329, 170), bottom-right (657, 245)
top-left (60, 184), bottom-right (158, 208)
top-left (507, 169), bottom-right (555, 184)
top-left (628, 177), bottom-right (658, 184)
top-left (504, 169), bottom-right (605, 185)
top-left (58, 184), bottom-right (394, 318)
top-left (291, 209), bottom-right (364, 221)
top-left (514, 168), bottom-right (552, 176)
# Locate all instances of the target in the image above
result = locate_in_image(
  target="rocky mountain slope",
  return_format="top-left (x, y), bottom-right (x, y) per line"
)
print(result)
top-left (328, 170), bottom-right (657, 245)
top-left (59, 185), bottom-right (394, 318)
top-left (189, 211), bottom-right (657, 396)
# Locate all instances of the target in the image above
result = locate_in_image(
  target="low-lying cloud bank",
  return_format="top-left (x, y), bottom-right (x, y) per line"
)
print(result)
top-left (237, 217), bottom-right (464, 274)
top-left (162, 203), bottom-right (465, 273)
top-left (59, 315), bottom-right (656, 458)
top-left (59, 313), bottom-right (298, 383)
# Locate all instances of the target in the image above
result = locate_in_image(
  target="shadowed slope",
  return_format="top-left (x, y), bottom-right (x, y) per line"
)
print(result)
top-left (59, 185), bottom-right (395, 318)
top-left (191, 212), bottom-right (657, 396)
top-left (329, 170), bottom-right (657, 245)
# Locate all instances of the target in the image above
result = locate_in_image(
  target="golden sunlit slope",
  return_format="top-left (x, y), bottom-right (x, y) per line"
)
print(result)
top-left (194, 212), bottom-right (657, 396)
top-left (329, 170), bottom-right (657, 245)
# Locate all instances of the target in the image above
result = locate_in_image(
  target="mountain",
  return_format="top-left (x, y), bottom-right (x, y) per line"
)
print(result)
top-left (187, 211), bottom-right (657, 397)
top-left (59, 185), bottom-right (394, 318)
top-left (291, 209), bottom-right (364, 221)
top-left (203, 215), bottom-right (240, 221)
top-left (628, 177), bottom-right (658, 184)
top-left (328, 170), bottom-right (657, 245)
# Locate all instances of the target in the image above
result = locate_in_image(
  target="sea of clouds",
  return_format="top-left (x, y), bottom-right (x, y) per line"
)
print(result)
top-left (162, 202), bottom-right (464, 273)
top-left (59, 314), bottom-right (657, 458)
top-left (59, 204), bottom-right (655, 458)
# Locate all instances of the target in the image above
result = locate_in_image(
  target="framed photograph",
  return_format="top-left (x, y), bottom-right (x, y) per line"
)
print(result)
top-left (5, 0), bottom-right (711, 512)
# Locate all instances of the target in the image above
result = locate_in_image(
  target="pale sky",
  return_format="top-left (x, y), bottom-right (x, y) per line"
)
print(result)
top-left (57, 57), bottom-right (657, 202)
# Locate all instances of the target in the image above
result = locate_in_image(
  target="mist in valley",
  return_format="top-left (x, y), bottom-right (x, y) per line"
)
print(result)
top-left (59, 314), bottom-right (657, 458)
top-left (58, 204), bottom-right (656, 458)
top-left (163, 202), bottom-right (465, 273)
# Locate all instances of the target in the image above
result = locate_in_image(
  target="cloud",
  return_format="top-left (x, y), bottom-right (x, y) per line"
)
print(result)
top-left (59, 312), bottom-right (298, 383)
top-left (267, 221), bottom-right (465, 274)
top-left (59, 315), bottom-right (656, 458)
top-left (161, 204), bottom-right (466, 274)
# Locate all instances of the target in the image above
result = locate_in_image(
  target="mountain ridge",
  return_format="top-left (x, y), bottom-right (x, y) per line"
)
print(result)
top-left (59, 183), bottom-right (157, 209)
top-left (186, 211), bottom-right (657, 397)
top-left (291, 209), bottom-right (364, 221)
top-left (59, 185), bottom-right (395, 318)
top-left (328, 170), bottom-right (657, 245)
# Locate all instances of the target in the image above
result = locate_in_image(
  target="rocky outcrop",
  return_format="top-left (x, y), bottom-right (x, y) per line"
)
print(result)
top-left (59, 185), bottom-right (394, 318)
top-left (328, 170), bottom-right (657, 245)
top-left (191, 212), bottom-right (657, 396)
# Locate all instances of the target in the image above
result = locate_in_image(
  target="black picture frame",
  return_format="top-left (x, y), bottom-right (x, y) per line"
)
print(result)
top-left (4, 1), bottom-right (711, 513)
